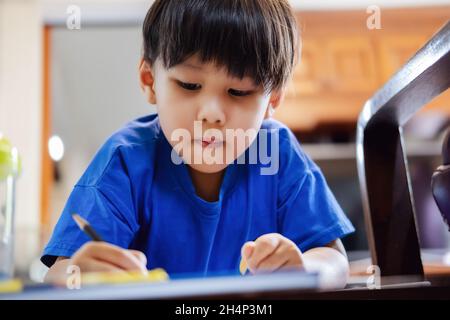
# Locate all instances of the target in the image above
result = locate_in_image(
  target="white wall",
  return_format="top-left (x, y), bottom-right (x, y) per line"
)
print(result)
top-left (0, 0), bottom-right (43, 275)
top-left (40, 0), bottom-right (450, 25)
top-left (49, 27), bottom-right (154, 230)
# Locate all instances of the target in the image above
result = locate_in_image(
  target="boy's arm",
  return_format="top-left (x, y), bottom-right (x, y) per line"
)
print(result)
top-left (324, 238), bottom-right (347, 258)
top-left (302, 239), bottom-right (350, 289)
top-left (44, 257), bottom-right (71, 284)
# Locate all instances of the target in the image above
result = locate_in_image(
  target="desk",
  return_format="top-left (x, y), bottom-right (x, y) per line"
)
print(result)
top-left (1, 271), bottom-right (320, 300)
top-left (348, 249), bottom-right (450, 282)
top-left (2, 267), bottom-right (450, 300)
top-left (2, 250), bottom-right (449, 300)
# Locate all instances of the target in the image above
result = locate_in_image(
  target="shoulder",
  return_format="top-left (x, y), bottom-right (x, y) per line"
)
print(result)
top-left (260, 118), bottom-right (313, 173)
top-left (260, 117), bottom-right (291, 134)
top-left (77, 114), bottom-right (162, 186)
top-left (106, 113), bottom-right (161, 150)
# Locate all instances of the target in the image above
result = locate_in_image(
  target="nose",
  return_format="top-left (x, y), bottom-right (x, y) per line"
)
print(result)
top-left (197, 98), bottom-right (226, 126)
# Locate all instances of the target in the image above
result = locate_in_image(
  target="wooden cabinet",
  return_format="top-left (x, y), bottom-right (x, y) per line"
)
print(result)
top-left (276, 6), bottom-right (450, 132)
top-left (325, 35), bottom-right (378, 93)
top-left (376, 34), bottom-right (429, 82)
top-left (287, 35), bottom-right (378, 98)
top-left (287, 39), bottom-right (324, 97)
top-left (376, 32), bottom-right (450, 114)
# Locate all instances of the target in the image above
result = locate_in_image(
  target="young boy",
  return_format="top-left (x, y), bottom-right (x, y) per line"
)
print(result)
top-left (43, 0), bottom-right (354, 287)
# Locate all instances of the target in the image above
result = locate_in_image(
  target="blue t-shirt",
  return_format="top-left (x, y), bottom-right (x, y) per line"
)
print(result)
top-left (41, 114), bottom-right (354, 276)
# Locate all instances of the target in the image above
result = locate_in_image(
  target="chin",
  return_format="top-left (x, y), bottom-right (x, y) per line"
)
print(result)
top-left (187, 162), bottom-right (229, 174)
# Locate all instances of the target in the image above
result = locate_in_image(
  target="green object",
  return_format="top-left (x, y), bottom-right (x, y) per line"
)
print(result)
top-left (0, 134), bottom-right (21, 181)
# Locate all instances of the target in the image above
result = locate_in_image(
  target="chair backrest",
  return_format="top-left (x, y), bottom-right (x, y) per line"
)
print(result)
top-left (357, 21), bottom-right (450, 279)
top-left (431, 129), bottom-right (450, 231)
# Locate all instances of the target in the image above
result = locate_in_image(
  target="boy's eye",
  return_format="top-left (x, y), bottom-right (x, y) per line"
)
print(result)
top-left (228, 89), bottom-right (253, 97)
top-left (177, 81), bottom-right (201, 91)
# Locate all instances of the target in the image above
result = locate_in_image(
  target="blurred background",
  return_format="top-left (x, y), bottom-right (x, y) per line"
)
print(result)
top-left (1, 0), bottom-right (450, 280)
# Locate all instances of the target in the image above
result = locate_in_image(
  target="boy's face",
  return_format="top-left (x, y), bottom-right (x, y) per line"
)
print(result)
top-left (140, 55), bottom-right (281, 174)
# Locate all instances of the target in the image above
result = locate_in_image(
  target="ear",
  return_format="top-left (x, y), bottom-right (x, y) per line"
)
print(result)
top-left (264, 89), bottom-right (285, 119)
top-left (139, 58), bottom-right (157, 105)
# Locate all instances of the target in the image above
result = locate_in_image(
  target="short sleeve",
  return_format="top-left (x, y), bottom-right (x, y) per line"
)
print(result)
top-left (41, 147), bottom-right (140, 268)
top-left (276, 128), bottom-right (355, 253)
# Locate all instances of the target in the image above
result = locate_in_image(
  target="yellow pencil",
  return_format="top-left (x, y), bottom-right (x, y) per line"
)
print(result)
top-left (239, 257), bottom-right (248, 275)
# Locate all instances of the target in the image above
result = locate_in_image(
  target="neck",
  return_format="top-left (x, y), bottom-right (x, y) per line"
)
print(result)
top-left (187, 167), bottom-right (225, 202)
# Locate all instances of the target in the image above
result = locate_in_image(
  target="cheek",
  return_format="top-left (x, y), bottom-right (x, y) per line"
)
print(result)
top-left (156, 86), bottom-right (194, 135)
top-left (156, 81), bottom-right (185, 109)
top-left (226, 113), bottom-right (266, 160)
top-left (230, 99), bottom-right (267, 131)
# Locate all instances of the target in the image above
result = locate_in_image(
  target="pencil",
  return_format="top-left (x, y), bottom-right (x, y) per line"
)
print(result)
top-left (71, 213), bottom-right (103, 241)
top-left (239, 257), bottom-right (248, 275)
top-left (70, 213), bottom-right (170, 284)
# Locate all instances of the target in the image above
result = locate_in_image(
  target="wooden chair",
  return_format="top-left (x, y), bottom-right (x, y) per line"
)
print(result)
top-left (356, 20), bottom-right (450, 281)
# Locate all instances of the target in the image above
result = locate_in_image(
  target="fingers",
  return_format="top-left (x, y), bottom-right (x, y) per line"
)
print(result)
top-left (241, 241), bottom-right (255, 260)
top-left (88, 243), bottom-right (146, 273)
top-left (129, 250), bottom-right (148, 266)
top-left (240, 242), bottom-right (255, 274)
top-left (81, 259), bottom-right (128, 274)
top-left (254, 246), bottom-right (289, 273)
top-left (242, 234), bottom-right (304, 274)
top-left (73, 242), bottom-right (148, 275)
top-left (245, 234), bottom-right (281, 274)
top-left (256, 245), bottom-right (303, 273)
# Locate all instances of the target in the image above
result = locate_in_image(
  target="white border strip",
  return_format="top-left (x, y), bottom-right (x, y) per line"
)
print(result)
top-left (40, 0), bottom-right (450, 26)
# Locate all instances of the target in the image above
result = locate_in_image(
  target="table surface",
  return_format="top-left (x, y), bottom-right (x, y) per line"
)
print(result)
top-left (2, 249), bottom-right (450, 300)
top-left (3, 272), bottom-right (450, 300)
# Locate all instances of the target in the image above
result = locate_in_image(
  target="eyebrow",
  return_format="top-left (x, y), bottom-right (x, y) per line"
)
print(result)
top-left (179, 63), bottom-right (203, 70)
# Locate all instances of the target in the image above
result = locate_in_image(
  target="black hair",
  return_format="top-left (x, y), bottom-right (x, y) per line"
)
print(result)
top-left (142, 0), bottom-right (299, 92)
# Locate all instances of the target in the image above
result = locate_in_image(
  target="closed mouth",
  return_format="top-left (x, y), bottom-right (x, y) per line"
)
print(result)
top-left (194, 139), bottom-right (224, 148)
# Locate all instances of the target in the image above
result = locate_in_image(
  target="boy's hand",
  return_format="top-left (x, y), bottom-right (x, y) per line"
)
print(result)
top-left (70, 242), bottom-right (148, 275)
top-left (241, 233), bottom-right (303, 274)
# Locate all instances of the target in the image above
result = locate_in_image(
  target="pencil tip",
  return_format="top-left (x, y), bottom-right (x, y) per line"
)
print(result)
top-left (71, 213), bottom-right (86, 229)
